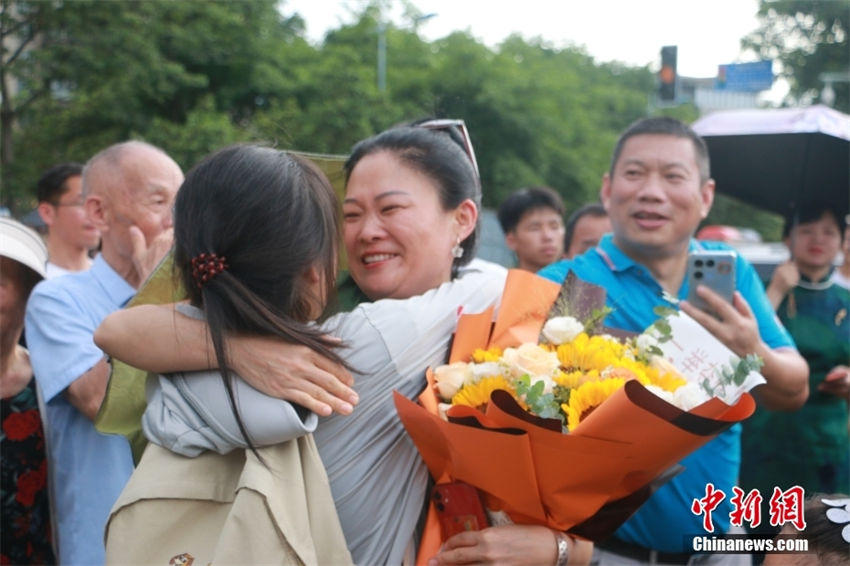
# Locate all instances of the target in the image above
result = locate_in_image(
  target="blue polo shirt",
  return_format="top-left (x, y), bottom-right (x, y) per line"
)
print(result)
top-left (538, 234), bottom-right (795, 552)
top-left (25, 254), bottom-right (135, 566)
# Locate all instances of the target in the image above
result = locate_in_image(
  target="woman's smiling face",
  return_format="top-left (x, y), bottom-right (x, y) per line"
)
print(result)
top-left (786, 211), bottom-right (842, 276)
top-left (342, 150), bottom-right (462, 300)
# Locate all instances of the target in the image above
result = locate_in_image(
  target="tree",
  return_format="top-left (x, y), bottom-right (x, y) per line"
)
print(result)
top-left (1, 0), bottom-right (306, 212)
top-left (1, 0), bottom-right (54, 187)
top-left (8, 0), bottom-right (745, 238)
top-left (743, 0), bottom-right (850, 111)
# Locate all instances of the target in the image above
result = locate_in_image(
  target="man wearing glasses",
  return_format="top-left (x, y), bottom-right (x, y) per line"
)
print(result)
top-left (35, 163), bottom-right (101, 278)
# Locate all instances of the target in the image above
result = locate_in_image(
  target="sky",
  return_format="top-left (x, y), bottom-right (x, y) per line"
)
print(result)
top-left (282, 0), bottom-right (767, 80)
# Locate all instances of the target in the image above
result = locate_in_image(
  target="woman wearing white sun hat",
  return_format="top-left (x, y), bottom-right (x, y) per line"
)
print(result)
top-left (0, 216), bottom-right (56, 564)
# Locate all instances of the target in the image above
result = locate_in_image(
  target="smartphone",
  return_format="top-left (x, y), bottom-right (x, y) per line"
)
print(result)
top-left (432, 482), bottom-right (489, 538)
top-left (686, 250), bottom-right (736, 315)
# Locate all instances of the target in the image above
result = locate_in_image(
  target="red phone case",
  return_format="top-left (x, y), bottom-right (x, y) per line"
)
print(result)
top-left (432, 482), bottom-right (489, 538)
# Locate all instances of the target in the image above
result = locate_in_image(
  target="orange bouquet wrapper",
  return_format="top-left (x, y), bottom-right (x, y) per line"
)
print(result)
top-left (394, 269), bottom-right (756, 561)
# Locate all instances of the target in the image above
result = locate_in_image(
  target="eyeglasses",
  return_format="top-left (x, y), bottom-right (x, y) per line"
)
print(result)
top-left (416, 118), bottom-right (480, 180)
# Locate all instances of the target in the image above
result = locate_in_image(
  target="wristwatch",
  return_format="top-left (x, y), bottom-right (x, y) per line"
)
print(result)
top-left (555, 532), bottom-right (569, 566)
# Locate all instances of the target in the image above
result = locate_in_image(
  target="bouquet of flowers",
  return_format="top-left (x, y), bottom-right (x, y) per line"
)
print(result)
top-left (394, 269), bottom-right (763, 556)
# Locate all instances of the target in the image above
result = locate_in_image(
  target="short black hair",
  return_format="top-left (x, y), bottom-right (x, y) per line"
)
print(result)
top-left (564, 202), bottom-right (608, 251)
top-left (782, 495), bottom-right (850, 565)
top-left (610, 117), bottom-right (710, 184)
top-left (782, 200), bottom-right (847, 240)
top-left (36, 163), bottom-right (84, 204)
top-left (497, 186), bottom-right (565, 234)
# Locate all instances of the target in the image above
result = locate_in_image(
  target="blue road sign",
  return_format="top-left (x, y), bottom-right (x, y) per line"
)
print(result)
top-left (716, 60), bottom-right (773, 92)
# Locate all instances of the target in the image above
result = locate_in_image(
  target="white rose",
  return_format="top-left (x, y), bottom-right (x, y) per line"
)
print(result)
top-left (433, 362), bottom-right (473, 400)
top-left (542, 316), bottom-right (584, 345)
top-left (672, 383), bottom-right (711, 411)
top-left (635, 333), bottom-right (660, 358)
top-left (470, 361), bottom-right (502, 381)
top-left (502, 343), bottom-right (560, 378)
top-left (644, 384), bottom-right (674, 405)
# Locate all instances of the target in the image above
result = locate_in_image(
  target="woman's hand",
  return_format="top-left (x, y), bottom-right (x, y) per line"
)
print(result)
top-left (96, 303), bottom-right (360, 417)
top-left (428, 525), bottom-right (592, 566)
top-left (229, 335), bottom-right (358, 416)
top-left (819, 365), bottom-right (850, 400)
top-left (765, 260), bottom-right (799, 309)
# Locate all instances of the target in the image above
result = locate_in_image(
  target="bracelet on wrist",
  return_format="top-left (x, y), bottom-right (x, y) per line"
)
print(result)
top-left (555, 532), bottom-right (569, 566)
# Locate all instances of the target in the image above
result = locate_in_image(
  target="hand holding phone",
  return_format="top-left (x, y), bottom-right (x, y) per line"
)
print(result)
top-left (686, 251), bottom-right (736, 317)
top-left (432, 482), bottom-right (489, 539)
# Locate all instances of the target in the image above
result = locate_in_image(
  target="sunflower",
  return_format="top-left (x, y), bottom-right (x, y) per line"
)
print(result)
top-left (472, 347), bottom-right (504, 363)
top-left (557, 334), bottom-right (628, 373)
top-left (554, 369), bottom-right (601, 389)
top-left (562, 378), bottom-right (625, 431)
top-left (452, 376), bottom-right (517, 411)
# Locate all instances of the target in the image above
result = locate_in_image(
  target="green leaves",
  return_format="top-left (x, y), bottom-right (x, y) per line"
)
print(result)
top-left (699, 353), bottom-right (765, 398)
top-left (744, 0), bottom-right (849, 112)
top-left (514, 375), bottom-right (566, 425)
top-left (650, 306), bottom-right (677, 343)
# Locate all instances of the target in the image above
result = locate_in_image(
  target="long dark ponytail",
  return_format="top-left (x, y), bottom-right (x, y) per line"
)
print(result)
top-left (173, 144), bottom-right (345, 448)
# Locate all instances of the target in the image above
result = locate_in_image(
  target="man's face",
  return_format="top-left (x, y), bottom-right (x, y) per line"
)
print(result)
top-left (566, 214), bottom-right (611, 258)
top-left (601, 134), bottom-right (713, 261)
top-left (94, 148), bottom-right (183, 259)
top-left (505, 207), bottom-right (565, 272)
top-left (48, 175), bottom-right (101, 251)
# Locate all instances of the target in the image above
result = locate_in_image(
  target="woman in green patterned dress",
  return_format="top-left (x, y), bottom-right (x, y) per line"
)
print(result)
top-left (741, 201), bottom-right (849, 534)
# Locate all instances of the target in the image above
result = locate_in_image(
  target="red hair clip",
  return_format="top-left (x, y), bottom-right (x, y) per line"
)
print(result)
top-left (191, 252), bottom-right (228, 289)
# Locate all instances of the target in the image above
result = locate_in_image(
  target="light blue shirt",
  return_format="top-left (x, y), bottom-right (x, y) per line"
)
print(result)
top-left (25, 254), bottom-right (136, 566)
top-left (538, 234), bottom-right (795, 552)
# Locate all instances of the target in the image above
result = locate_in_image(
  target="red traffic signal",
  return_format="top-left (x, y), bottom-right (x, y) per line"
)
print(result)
top-left (659, 45), bottom-right (677, 101)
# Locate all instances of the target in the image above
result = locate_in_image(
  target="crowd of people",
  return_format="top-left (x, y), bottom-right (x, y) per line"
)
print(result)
top-left (1, 115), bottom-right (847, 566)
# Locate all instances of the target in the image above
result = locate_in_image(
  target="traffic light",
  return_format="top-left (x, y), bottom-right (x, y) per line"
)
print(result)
top-left (659, 45), bottom-right (677, 102)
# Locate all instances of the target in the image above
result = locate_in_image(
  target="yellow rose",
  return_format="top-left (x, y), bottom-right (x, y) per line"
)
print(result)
top-left (502, 343), bottom-right (560, 379)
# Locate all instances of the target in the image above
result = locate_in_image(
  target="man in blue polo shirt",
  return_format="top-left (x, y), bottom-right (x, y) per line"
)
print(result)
top-left (25, 141), bottom-right (183, 565)
top-left (539, 117), bottom-right (808, 565)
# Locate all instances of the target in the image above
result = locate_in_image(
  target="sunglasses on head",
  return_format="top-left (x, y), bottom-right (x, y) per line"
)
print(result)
top-left (416, 118), bottom-right (480, 180)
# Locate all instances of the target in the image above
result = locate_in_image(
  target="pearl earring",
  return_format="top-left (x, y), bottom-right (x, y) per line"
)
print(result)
top-left (451, 239), bottom-right (464, 259)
